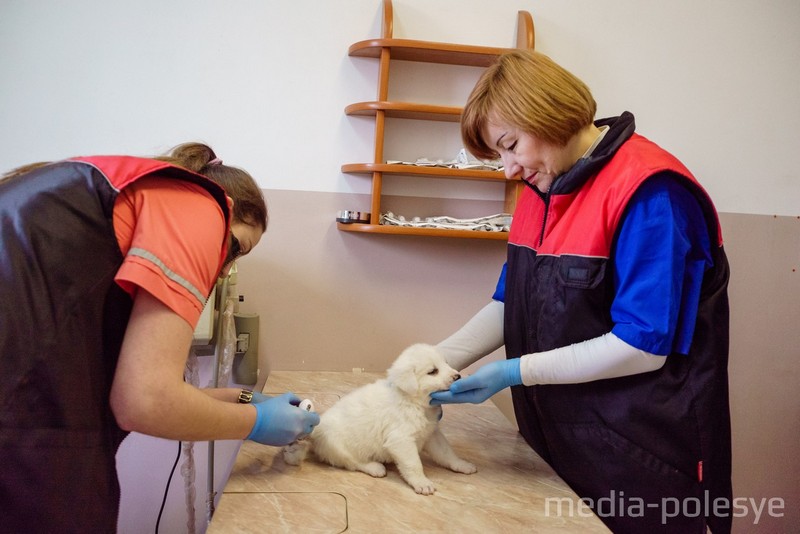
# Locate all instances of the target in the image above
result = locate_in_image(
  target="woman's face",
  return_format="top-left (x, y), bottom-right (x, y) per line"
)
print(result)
top-left (222, 221), bottom-right (263, 274)
top-left (484, 119), bottom-right (577, 193)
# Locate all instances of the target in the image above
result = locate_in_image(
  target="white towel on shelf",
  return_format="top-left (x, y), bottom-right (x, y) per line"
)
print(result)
top-left (380, 212), bottom-right (512, 232)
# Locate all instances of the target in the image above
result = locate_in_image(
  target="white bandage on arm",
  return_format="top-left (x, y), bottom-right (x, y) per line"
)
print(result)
top-left (436, 300), bottom-right (505, 371)
top-left (519, 332), bottom-right (666, 385)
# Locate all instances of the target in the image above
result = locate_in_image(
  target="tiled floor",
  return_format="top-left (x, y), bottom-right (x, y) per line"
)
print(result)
top-left (208, 371), bottom-right (609, 533)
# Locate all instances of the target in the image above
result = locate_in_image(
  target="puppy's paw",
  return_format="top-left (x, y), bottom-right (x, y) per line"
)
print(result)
top-left (282, 440), bottom-right (309, 466)
top-left (450, 459), bottom-right (477, 474)
top-left (409, 476), bottom-right (436, 495)
top-left (358, 461), bottom-right (387, 478)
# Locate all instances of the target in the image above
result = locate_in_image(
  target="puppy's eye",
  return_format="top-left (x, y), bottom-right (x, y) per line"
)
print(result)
top-left (427, 368), bottom-right (439, 376)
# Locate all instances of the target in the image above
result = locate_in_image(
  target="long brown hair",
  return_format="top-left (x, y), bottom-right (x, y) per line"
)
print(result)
top-left (0, 162), bottom-right (51, 183)
top-left (156, 142), bottom-right (267, 231)
top-left (1, 142), bottom-right (268, 231)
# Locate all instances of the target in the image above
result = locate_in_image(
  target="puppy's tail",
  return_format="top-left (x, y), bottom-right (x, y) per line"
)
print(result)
top-left (282, 438), bottom-right (312, 466)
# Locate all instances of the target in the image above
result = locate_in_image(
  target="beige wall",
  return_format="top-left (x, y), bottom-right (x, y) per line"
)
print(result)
top-left (236, 190), bottom-right (799, 532)
top-left (720, 212), bottom-right (800, 532)
top-left (236, 190), bottom-right (508, 374)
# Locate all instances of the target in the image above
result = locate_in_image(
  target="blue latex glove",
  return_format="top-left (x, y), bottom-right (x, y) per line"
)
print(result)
top-left (246, 392), bottom-right (320, 446)
top-left (429, 359), bottom-right (522, 405)
top-left (250, 391), bottom-right (270, 404)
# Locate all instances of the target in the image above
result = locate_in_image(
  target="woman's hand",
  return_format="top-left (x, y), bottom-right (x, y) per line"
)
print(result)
top-left (429, 359), bottom-right (521, 405)
top-left (246, 393), bottom-right (320, 446)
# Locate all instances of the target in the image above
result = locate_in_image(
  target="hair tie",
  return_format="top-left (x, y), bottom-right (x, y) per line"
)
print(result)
top-left (208, 157), bottom-right (223, 166)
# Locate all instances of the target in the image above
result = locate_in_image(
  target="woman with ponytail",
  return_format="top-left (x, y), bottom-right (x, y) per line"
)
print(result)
top-left (0, 142), bottom-right (319, 532)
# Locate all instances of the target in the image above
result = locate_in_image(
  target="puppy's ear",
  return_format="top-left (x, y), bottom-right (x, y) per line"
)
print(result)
top-left (388, 357), bottom-right (418, 395)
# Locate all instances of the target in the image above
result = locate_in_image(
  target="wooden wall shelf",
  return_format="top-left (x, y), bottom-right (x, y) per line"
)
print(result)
top-left (341, 163), bottom-right (507, 181)
top-left (345, 101), bottom-right (461, 122)
top-left (340, 0), bottom-right (534, 239)
top-left (348, 39), bottom-right (511, 67)
top-left (337, 222), bottom-right (510, 240)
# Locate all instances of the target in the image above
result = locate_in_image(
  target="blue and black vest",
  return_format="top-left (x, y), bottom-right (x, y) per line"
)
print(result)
top-left (505, 113), bottom-right (732, 533)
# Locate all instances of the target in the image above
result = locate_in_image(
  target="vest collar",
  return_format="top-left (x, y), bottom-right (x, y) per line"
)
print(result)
top-left (550, 111), bottom-right (637, 195)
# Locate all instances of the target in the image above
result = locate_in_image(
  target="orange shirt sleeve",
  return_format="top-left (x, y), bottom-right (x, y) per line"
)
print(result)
top-left (112, 176), bottom-right (226, 327)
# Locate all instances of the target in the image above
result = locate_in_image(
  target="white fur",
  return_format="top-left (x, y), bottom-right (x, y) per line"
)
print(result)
top-left (282, 343), bottom-right (477, 495)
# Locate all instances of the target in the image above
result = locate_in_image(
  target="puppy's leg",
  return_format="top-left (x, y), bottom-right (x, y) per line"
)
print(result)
top-left (282, 439), bottom-right (311, 466)
top-left (424, 429), bottom-right (477, 474)
top-left (386, 439), bottom-right (436, 495)
top-left (356, 461), bottom-right (387, 478)
top-left (315, 440), bottom-right (386, 478)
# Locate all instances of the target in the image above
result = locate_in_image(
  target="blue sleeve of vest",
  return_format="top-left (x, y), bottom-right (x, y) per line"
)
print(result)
top-left (492, 262), bottom-right (507, 302)
top-left (610, 174), bottom-right (713, 355)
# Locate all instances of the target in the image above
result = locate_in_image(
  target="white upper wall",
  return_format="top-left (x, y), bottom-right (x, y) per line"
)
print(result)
top-left (1, 0), bottom-right (798, 215)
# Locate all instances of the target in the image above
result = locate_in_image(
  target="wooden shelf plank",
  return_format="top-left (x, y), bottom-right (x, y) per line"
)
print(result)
top-left (337, 222), bottom-right (509, 240)
top-left (345, 101), bottom-right (461, 122)
top-left (349, 38), bottom-right (507, 67)
top-left (341, 163), bottom-right (507, 181)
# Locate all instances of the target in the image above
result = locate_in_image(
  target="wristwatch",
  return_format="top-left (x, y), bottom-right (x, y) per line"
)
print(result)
top-left (237, 389), bottom-right (254, 404)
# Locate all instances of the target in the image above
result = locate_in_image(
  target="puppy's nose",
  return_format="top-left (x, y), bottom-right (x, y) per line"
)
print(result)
top-left (453, 373), bottom-right (461, 381)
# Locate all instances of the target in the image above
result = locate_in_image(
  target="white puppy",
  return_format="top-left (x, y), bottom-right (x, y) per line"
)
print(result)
top-left (282, 343), bottom-right (477, 494)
